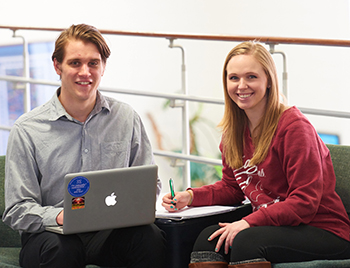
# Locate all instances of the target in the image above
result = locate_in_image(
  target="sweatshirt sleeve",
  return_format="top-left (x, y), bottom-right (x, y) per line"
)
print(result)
top-left (243, 111), bottom-right (325, 227)
top-left (189, 142), bottom-right (245, 207)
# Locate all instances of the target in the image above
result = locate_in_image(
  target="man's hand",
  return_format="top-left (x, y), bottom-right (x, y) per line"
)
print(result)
top-left (56, 210), bottom-right (64, 225)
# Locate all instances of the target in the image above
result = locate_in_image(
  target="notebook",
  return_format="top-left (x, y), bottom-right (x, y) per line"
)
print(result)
top-left (45, 165), bottom-right (158, 235)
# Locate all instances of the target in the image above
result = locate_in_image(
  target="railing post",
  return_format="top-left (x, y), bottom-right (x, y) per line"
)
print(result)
top-left (268, 43), bottom-right (288, 103)
top-left (168, 38), bottom-right (191, 189)
top-left (13, 30), bottom-right (31, 113)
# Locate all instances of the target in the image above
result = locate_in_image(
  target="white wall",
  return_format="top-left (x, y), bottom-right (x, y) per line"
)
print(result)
top-left (1, 0), bottom-right (350, 190)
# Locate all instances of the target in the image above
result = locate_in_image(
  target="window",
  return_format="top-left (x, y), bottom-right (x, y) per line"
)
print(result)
top-left (318, 133), bottom-right (340, 145)
top-left (0, 41), bottom-right (57, 155)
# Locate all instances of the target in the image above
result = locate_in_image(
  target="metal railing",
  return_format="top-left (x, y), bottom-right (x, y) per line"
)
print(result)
top-left (1, 25), bottom-right (350, 188)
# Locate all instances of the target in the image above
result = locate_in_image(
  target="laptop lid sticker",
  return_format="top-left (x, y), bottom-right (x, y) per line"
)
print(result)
top-left (68, 176), bottom-right (90, 197)
top-left (71, 196), bottom-right (85, 210)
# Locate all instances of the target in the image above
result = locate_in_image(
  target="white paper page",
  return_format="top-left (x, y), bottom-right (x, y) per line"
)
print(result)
top-left (156, 205), bottom-right (239, 220)
top-left (156, 197), bottom-right (239, 220)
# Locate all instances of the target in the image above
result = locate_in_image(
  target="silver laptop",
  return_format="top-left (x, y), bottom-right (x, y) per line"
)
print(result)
top-left (45, 165), bottom-right (158, 235)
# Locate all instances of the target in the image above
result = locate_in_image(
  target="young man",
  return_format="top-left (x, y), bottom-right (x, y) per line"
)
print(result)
top-left (3, 24), bottom-right (166, 268)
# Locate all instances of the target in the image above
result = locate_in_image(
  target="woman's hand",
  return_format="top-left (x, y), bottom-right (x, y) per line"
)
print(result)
top-left (162, 190), bottom-right (193, 212)
top-left (208, 219), bottom-right (250, 254)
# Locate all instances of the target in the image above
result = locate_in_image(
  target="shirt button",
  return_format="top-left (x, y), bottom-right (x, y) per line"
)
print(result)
top-left (84, 149), bottom-right (89, 153)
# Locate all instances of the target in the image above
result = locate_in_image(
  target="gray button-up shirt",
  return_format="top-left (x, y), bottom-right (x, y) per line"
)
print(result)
top-left (3, 89), bottom-right (161, 233)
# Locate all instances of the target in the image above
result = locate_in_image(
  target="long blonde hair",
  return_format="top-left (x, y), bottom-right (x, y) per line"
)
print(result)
top-left (218, 41), bottom-right (286, 169)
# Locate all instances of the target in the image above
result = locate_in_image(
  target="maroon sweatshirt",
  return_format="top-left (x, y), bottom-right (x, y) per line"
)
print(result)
top-left (190, 106), bottom-right (350, 241)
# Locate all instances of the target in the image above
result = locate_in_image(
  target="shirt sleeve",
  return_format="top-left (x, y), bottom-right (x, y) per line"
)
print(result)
top-left (129, 111), bottom-right (162, 198)
top-left (243, 114), bottom-right (325, 227)
top-left (189, 142), bottom-right (245, 207)
top-left (2, 124), bottom-right (62, 233)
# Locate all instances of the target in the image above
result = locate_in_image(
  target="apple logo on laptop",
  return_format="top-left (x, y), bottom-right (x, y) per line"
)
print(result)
top-left (105, 192), bottom-right (117, 206)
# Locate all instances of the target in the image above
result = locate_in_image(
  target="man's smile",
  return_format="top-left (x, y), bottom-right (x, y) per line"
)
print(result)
top-left (76, 81), bottom-right (92, 85)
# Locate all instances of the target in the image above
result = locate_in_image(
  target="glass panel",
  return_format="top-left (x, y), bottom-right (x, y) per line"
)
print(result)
top-left (0, 41), bottom-right (57, 155)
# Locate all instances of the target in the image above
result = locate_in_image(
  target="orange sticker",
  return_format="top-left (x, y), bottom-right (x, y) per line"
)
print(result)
top-left (71, 196), bottom-right (85, 210)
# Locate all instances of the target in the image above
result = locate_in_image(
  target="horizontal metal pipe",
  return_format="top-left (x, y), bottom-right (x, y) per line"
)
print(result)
top-left (153, 149), bottom-right (222, 166)
top-left (0, 125), bottom-right (12, 131)
top-left (0, 75), bottom-right (61, 87)
top-left (101, 85), bottom-right (224, 105)
top-left (2, 25), bottom-right (350, 48)
top-left (0, 75), bottom-right (224, 105)
top-left (1, 75), bottom-right (350, 119)
top-left (2, 75), bottom-right (350, 120)
top-left (298, 107), bottom-right (350, 119)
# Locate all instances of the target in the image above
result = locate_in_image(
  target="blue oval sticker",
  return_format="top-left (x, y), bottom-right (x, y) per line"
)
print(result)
top-left (67, 176), bottom-right (90, 197)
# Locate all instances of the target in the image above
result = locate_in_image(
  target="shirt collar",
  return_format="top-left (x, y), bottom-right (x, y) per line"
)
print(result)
top-left (49, 88), bottom-right (111, 122)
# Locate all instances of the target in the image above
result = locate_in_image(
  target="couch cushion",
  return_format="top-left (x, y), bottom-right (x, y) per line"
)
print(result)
top-left (0, 155), bottom-right (5, 214)
top-left (0, 247), bottom-right (21, 267)
top-left (0, 156), bottom-right (21, 248)
top-left (326, 144), bottom-right (350, 218)
top-left (273, 259), bottom-right (350, 268)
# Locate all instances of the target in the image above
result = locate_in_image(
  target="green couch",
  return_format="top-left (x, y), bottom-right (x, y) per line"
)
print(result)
top-left (1, 144), bottom-right (350, 267)
top-left (0, 155), bottom-right (21, 268)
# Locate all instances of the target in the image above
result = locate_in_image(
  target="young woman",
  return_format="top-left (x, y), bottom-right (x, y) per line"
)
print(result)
top-left (162, 41), bottom-right (350, 268)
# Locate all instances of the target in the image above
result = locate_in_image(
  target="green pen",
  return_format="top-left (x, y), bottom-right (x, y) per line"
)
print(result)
top-left (169, 178), bottom-right (175, 199)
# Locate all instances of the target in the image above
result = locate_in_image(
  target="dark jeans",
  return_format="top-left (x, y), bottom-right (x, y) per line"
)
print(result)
top-left (20, 224), bottom-right (166, 268)
top-left (192, 224), bottom-right (350, 263)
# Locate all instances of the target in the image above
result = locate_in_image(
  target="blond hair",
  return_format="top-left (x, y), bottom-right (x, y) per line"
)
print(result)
top-left (218, 41), bottom-right (286, 169)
